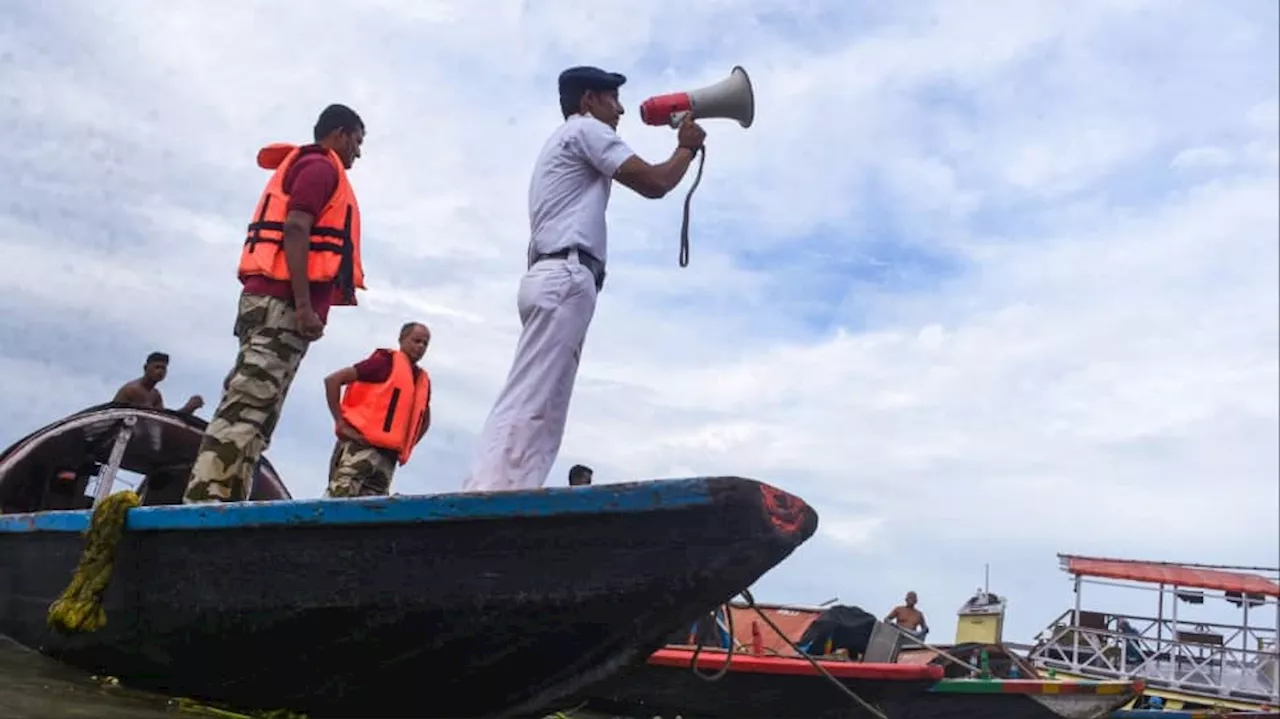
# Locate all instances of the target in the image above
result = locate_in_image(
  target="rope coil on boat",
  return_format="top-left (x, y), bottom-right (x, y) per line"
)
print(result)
top-left (740, 589), bottom-right (889, 719)
top-left (688, 600), bottom-right (736, 682)
top-left (47, 489), bottom-right (140, 634)
top-left (685, 589), bottom-right (889, 719)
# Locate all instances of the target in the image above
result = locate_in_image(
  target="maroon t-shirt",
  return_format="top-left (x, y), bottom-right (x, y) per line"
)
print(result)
top-left (353, 350), bottom-right (427, 391)
top-left (242, 152), bottom-right (340, 322)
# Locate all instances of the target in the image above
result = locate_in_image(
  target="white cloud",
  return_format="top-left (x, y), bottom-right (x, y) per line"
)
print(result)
top-left (1171, 146), bottom-right (1236, 170)
top-left (1, 0), bottom-right (1276, 644)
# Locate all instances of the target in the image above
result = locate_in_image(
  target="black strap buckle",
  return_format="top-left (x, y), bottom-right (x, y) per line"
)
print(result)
top-left (535, 248), bottom-right (605, 292)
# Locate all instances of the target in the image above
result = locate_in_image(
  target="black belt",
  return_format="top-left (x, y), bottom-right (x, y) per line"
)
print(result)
top-left (535, 247), bottom-right (606, 292)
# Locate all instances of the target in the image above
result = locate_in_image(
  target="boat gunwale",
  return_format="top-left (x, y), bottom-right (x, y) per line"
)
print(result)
top-left (928, 676), bottom-right (1145, 696)
top-left (648, 645), bottom-right (945, 681)
top-left (0, 476), bottom-right (803, 534)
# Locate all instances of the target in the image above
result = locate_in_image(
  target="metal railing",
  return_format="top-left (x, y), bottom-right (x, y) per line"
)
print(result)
top-left (1027, 609), bottom-right (1280, 703)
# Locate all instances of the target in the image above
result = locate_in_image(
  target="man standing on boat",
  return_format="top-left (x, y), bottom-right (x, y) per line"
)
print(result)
top-left (322, 322), bottom-right (433, 497)
top-left (184, 104), bottom-right (368, 504)
top-left (462, 66), bottom-right (705, 492)
top-left (113, 352), bottom-right (204, 414)
top-left (885, 591), bottom-right (930, 640)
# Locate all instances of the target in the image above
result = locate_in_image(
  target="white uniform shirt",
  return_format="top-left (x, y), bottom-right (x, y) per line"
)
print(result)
top-left (526, 113), bottom-right (635, 267)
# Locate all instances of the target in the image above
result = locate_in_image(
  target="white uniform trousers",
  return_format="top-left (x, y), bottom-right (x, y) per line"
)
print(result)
top-left (462, 253), bottom-right (598, 491)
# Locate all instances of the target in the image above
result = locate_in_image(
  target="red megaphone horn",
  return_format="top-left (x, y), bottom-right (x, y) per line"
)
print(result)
top-left (639, 66), bottom-right (755, 129)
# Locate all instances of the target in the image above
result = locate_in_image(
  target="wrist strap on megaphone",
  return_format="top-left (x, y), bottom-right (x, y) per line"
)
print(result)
top-left (679, 145), bottom-right (706, 268)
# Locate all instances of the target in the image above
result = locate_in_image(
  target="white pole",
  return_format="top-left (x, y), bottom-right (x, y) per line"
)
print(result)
top-left (93, 416), bottom-right (137, 506)
top-left (1073, 575), bottom-right (1082, 667)
top-left (1273, 596), bottom-right (1279, 704)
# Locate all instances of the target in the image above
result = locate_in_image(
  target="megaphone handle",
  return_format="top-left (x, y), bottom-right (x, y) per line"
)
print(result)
top-left (679, 145), bottom-right (706, 269)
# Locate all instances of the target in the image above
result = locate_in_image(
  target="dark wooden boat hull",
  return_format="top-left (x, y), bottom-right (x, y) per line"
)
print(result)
top-left (579, 647), bottom-right (1139, 719)
top-left (0, 476), bottom-right (817, 718)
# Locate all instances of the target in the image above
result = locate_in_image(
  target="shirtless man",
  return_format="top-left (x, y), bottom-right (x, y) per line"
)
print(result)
top-left (885, 591), bottom-right (929, 640)
top-left (112, 352), bottom-right (204, 414)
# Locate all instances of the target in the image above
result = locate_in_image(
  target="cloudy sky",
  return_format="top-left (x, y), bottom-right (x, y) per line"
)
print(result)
top-left (2, 0), bottom-right (1277, 642)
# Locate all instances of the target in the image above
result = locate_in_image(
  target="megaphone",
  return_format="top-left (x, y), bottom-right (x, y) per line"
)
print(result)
top-left (637, 66), bottom-right (755, 270)
top-left (639, 66), bottom-right (755, 128)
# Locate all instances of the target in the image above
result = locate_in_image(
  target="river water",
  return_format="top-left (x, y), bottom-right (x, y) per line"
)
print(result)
top-left (0, 634), bottom-right (639, 718)
top-left (0, 635), bottom-right (178, 718)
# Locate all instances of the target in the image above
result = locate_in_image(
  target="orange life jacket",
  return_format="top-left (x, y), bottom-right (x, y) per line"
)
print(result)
top-left (238, 142), bottom-right (366, 306)
top-left (339, 350), bottom-right (431, 465)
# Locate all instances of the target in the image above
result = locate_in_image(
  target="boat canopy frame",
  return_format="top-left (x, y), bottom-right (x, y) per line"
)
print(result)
top-left (0, 402), bottom-right (291, 513)
top-left (1026, 553), bottom-right (1280, 708)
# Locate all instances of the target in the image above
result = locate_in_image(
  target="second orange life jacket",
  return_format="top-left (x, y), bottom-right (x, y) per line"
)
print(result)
top-left (339, 350), bottom-right (431, 465)
top-left (238, 142), bottom-right (366, 306)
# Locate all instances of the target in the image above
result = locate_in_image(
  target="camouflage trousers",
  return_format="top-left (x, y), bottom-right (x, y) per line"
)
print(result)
top-left (326, 438), bottom-right (397, 497)
top-left (184, 292), bottom-right (310, 503)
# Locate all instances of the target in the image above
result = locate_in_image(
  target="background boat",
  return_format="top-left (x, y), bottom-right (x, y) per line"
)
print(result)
top-left (1025, 554), bottom-right (1280, 714)
top-left (576, 587), bottom-right (1138, 718)
top-left (579, 643), bottom-right (944, 718)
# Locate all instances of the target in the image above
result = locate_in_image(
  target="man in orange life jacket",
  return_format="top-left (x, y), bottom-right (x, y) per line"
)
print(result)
top-left (184, 104), bottom-right (368, 504)
top-left (323, 322), bottom-right (433, 497)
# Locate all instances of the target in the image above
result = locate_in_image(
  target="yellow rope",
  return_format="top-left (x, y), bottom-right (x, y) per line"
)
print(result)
top-left (43, 490), bottom-right (307, 718)
top-left (47, 489), bottom-right (140, 634)
top-left (174, 697), bottom-right (308, 719)
top-left (175, 698), bottom-right (253, 718)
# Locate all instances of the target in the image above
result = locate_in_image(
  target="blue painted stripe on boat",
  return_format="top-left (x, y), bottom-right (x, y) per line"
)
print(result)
top-left (1111, 706), bottom-right (1208, 711)
top-left (0, 478), bottom-right (717, 534)
top-left (1111, 712), bottom-right (1277, 718)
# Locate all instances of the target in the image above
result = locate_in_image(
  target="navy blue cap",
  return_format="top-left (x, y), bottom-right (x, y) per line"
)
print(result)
top-left (558, 66), bottom-right (627, 95)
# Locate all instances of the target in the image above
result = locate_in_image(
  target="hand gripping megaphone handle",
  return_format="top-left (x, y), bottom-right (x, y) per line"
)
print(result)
top-left (643, 65), bottom-right (753, 267)
top-left (679, 145), bottom-right (706, 268)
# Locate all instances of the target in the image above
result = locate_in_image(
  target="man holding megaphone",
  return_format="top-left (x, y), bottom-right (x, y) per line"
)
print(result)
top-left (462, 65), bottom-right (706, 493)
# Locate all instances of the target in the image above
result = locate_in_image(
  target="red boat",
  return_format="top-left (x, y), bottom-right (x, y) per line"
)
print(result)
top-left (583, 644), bottom-right (943, 718)
top-left (577, 598), bottom-right (1142, 718)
